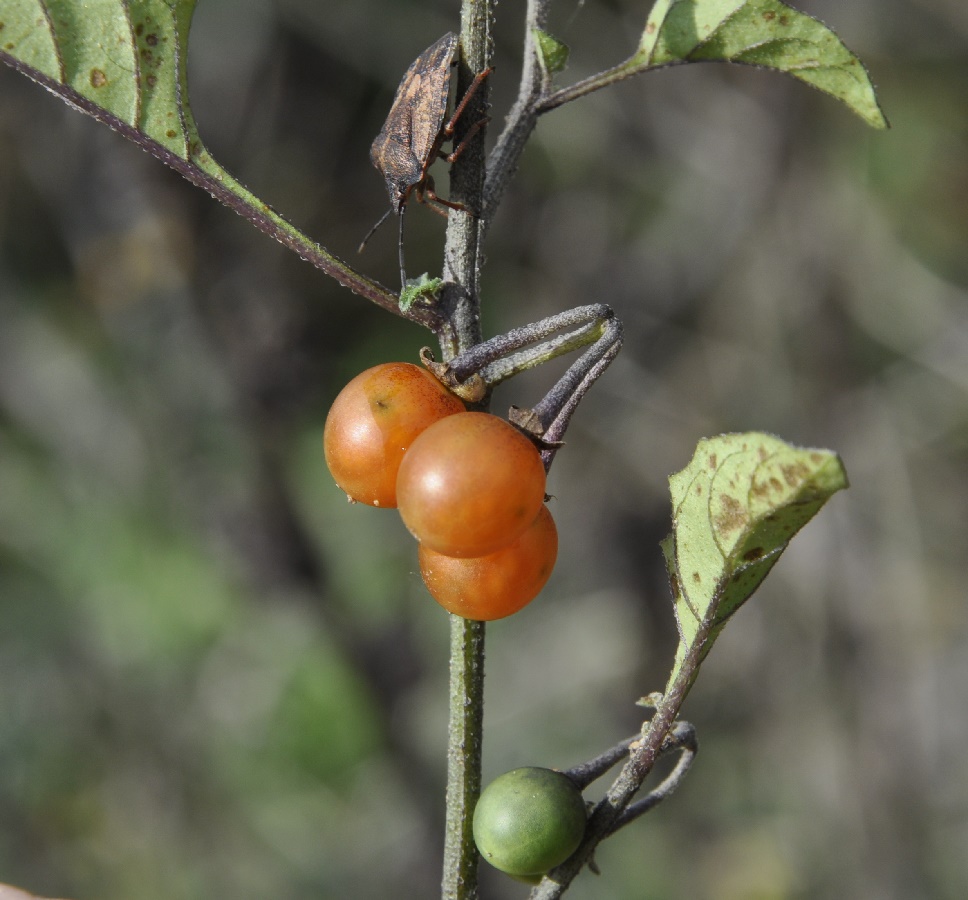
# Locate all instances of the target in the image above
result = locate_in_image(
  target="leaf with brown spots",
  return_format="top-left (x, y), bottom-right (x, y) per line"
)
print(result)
top-left (634, 0), bottom-right (888, 129)
top-left (0, 0), bottom-right (197, 155)
top-left (661, 432), bottom-right (847, 690)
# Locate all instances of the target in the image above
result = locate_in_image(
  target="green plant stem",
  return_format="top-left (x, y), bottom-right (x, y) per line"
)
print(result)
top-left (443, 617), bottom-right (486, 900)
top-left (481, 0), bottom-right (551, 227)
top-left (611, 721), bottom-right (697, 830)
top-left (0, 49), bottom-right (431, 331)
top-left (536, 58), bottom-right (655, 113)
top-left (438, 0), bottom-right (495, 361)
top-left (529, 624), bottom-right (709, 899)
top-left (440, 1), bottom-right (495, 897)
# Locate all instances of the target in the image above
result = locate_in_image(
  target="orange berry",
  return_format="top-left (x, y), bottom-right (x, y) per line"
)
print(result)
top-left (419, 505), bottom-right (558, 620)
top-left (396, 412), bottom-right (547, 557)
top-left (323, 362), bottom-right (464, 507)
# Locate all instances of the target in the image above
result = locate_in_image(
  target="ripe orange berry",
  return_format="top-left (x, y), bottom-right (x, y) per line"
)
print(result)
top-left (323, 362), bottom-right (464, 507)
top-left (396, 411), bottom-right (547, 558)
top-left (419, 505), bottom-right (558, 620)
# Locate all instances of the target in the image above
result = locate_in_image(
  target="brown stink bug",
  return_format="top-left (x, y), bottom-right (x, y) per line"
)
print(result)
top-left (361, 32), bottom-right (491, 291)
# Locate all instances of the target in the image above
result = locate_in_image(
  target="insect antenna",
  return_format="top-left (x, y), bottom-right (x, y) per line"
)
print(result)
top-left (357, 204), bottom-right (409, 292)
top-left (357, 207), bottom-right (393, 254)
top-left (397, 204), bottom-right (408, 291)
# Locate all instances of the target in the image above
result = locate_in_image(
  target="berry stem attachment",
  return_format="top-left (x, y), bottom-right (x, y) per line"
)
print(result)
top-left (527, 310), bottom-right (623, 467)
top-left (561, 736), bottom-right (637, 791)
top-left (560, 719), bottom-right (696, 810)
top-left (611, 721), bottom-right (698, 831)
top-left (530, 618), bottom-right (710, 898)
top-left (440, 304), bottom-right (623, 465)
top-left (447, 304), bottom-right (617, 385)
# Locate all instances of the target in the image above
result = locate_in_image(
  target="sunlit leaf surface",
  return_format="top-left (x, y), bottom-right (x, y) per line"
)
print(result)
top-left (636, 0), bottom-right (888, 128)
top-left (663, 432), bottom-right (848, 687)
top-left (1, 0), bottom-right (199, 155)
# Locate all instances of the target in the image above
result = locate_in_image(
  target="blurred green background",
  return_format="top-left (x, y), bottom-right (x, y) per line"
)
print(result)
top-left (1, 1), bottom-right (966, 898)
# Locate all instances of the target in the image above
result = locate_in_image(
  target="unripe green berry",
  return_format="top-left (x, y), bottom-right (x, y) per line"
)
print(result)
top-left (473, 767), bottom-right (587, 877)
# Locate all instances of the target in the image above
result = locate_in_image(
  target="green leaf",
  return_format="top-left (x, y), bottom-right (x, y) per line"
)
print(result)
top-left (1, 0), bottom-right (198, 154)
top-left (0, 1), bottom-right (401, 312)
top-left (0, 0), bottom-right (275, 201)
top-left (635, 0), bottom-right (888, 129)
top-left (663, 432), bottom-right (847, 691)
top-left (532, 28), bottom-right (570, 77)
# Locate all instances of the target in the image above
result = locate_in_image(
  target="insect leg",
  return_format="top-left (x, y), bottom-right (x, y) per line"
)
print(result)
top-left (442, 66), bottom-right (493, 138)
top-left (441, 115), bottom-right (490, 165)
top-left (416, 177), bottom-right (470, 217)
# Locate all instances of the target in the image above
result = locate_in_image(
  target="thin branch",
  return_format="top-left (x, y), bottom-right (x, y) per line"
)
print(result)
top-left (480, 0), bottom-right (553, 229)
top-left (0, 51), bottom-right (436, 330)
top-left (611, 721), bottom-right (697, 831)
top-left (531, 311), bottom-right (623, 458)
top-left (530, 626), bottom-right (711, 898)
top-left (479, 321), bottom-right (603, 387)
top-left (535, 58), bottom-right (674, 113)
top-left (560, 720), bottom-right (696, 810)
top-left (562, 736), bottom-right (637, 791)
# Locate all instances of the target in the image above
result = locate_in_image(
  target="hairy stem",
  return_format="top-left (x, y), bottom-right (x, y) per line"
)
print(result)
top-left (440, 1), bottom-right (495, 898)
top-left (530, 310), bottom-right (623, 466)
top-left (562, 736), bottom-right (638, 791)
top-left (438, 0), bottom-right (495, 360)
top-left (612, 721), bottom-right (698, 831)
top-left (443, 617), bottom-right (486, 900)
top-left (441, 304), bottom-right (623, 470)
top-left (530, 628), bottom-right (710, 899)
top-left (536, 58), bottom-right (662, 113)
top-left (446, 304), bottom-right (612, 384)
top-left (481, 0), bottom-right (552, 228)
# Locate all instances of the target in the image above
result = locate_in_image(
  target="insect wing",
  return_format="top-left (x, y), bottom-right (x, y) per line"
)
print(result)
top-left (402, 32), bottom-right (458, 166)
top-left (371, 32), bottom-right (458, 208)
top-left (365, 32), bottom-right (460, 287)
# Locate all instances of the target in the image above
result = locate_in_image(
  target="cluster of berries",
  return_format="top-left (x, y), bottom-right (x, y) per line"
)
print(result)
top-left (323, 362), bottom-right (557, 620)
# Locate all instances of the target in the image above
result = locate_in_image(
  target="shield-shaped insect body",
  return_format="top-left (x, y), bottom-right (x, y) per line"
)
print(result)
top-left (371, 32), bottom-right (460, 215)
top-left (364, 32), bottom-right (491, 290)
